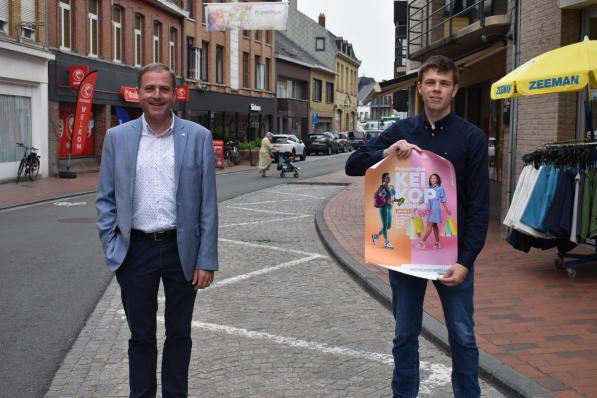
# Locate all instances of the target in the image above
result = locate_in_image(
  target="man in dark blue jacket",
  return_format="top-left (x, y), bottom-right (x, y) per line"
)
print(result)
top-left (346, 55), bottom-right (489, 398)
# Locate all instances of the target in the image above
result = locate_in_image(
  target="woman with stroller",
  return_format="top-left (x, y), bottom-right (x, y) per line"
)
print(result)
top-left (258, 132), bottom-right (275, 177)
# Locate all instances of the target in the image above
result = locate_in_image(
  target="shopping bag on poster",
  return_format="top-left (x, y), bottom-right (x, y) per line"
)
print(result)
top-left (364, 150), bottom-right (458, 280)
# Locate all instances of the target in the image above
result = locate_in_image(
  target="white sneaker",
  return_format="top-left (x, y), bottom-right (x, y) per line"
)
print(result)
top-left (371, 234), bottom-right (378, 245)
top-left (384, 241), bottom-right (394, 249)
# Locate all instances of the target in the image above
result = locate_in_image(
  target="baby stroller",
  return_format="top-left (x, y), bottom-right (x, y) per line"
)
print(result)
top-left (277, 152), bottom-right (300, 178)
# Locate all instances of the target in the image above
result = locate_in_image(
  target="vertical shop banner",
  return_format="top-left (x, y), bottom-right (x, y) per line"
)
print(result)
top-left (59, 104), bottom-right (95, 157)
top-left (70, 71), bottom-right (98, 156)
top-left (175, 85), bottom-right (189, 102)
top-left (364, 150), bottom-right (458, 280)
top-left (205, 1), bottom-right (288, 31)
top-left (213, 140), bottom-right (225, 168)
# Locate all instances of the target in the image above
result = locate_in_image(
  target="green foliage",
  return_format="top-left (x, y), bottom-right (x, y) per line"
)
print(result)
top-left (237, 139), bottom-right (262, 150)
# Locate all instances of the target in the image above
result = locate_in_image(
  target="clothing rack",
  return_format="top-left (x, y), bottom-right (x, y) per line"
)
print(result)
top-left (513, 141), bottom-right (597, 277)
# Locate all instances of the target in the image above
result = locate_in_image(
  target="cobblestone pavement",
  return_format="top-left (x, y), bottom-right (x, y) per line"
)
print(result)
top-left (45, 184), bottom-right (506, 397)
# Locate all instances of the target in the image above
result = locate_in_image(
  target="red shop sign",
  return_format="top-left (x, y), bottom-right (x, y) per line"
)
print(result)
top-left (120, 86), bottom-right (140, 103)
top-left (213, 140), bottom-right (224, 169)
top-left (176, 85), bottom-right (189, 102)
top-left (69, 66), bottom-right (90, 88)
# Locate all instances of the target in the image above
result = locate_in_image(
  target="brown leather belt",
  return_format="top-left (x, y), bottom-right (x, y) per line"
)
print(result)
top-left (131, 229), bottom-right (176, 241)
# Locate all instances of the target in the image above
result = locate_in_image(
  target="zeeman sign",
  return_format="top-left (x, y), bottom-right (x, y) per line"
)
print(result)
top-left (528, 75), bottom-right (580, 90)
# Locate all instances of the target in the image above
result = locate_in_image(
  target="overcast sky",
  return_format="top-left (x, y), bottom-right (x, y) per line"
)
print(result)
top-left (296, 0), bottom-right (395, 82)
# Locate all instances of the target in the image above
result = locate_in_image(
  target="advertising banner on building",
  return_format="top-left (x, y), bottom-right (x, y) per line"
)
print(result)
top-left (70, 71), bottom-right (98, 156)
top-left (120, 86), bottom-right (140, 103)
top-left (205, 1), bottom-right (289, 31)
top-left (176, 85), bottom-right (189, 102)
top-left (59, 104), bottom-right (94, 157)
top-left (213, 140), bottom-right (225, 168)
top-left (364, 150), bottom-right (458, 280)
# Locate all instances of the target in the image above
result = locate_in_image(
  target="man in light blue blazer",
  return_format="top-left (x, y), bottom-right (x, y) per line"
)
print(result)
top-left (96, 63), bottom-right (218, 398)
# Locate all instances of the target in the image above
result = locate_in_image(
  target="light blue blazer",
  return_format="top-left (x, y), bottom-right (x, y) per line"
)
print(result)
top-left (95, 115), bottom-right (219, 281)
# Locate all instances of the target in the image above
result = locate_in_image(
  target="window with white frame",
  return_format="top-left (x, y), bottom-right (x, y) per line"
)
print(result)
top-left (153, 21), bottom-right (161, 63)
top-left (134, 14), bottom-right (143, 67)
top-left (112, 7), bottom-right (122, 62)
top-left (255, 56), bottom-right (265, 90)
top-left (59, 0), bottom-right (71, 50)
top-left (0, 0), bottom-right (8, 34)
top-left (188, 47), bottom-right (201, 80)
top-left (88, 0), bottom-right (99, 57)
top-left (169, 28), bottom-right (176, 71)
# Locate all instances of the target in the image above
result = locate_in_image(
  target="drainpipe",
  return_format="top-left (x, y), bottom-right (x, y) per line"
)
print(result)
top-left (507, 0), bottom-right (521, 203)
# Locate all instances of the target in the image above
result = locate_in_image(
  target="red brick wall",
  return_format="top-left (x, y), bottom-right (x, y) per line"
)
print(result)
top-left (47, 0), bottom-right (185, 76)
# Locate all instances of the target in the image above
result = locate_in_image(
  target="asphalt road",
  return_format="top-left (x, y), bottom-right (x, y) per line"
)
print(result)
top-left (0, 152), bottom-right (350, 398)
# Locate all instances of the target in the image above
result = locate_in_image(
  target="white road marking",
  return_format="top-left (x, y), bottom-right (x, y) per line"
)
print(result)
top-left (205, 255), bottom-right (323, 289)
top-left (263, 190), bottom-right (325, 199)
top-left (219, 214), bottom-right (310, 228)
top-left (219, 237), bottom-right (327, 257)
top-left (53, 201), bottom-right (87, 206)
top-left (234, 198), bottom-right (309, 205)
top-left (225, 205), bottom-right (305, 216)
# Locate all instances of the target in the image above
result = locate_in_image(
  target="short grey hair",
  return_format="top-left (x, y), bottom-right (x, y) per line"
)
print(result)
top-left (265, 132), bottom-right (273, 138)
top-left (138, 63), bottom-right (176, 89)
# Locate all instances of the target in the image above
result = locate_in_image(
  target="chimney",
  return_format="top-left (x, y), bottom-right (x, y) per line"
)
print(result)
top-left (318, 13), bottom-right (326, 28)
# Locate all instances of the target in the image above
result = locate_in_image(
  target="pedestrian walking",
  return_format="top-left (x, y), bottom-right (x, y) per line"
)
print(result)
top-left (96, 63), bottom-right (219, 398)
top-left (345, 55), bottom-right (489, 398)
top-left (258, 131), bottom-right (275, 177)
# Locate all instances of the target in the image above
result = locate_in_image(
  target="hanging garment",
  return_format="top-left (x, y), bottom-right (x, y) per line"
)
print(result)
top-left (521, 165), bottom-right (560, 231)
top-left (580, 168), bottom-right (596, 240)
top-left (513, 166), bottom-right (548, 238)
top-left (503, 164), bottom-right (532, 228)
top-left (570, 172), bottom-right (581, 243)
top-left (543, 170), bottom-right (574, 237)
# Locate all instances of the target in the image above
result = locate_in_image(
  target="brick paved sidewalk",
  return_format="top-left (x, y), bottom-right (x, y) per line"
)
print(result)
top-left (0, 161), bottom-right (256, 210)
top-left (318, 172), bottom-right (597, 398)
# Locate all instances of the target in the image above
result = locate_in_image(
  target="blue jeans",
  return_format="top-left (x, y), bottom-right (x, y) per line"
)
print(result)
top-left (389, 269), bottom-right (480, 398)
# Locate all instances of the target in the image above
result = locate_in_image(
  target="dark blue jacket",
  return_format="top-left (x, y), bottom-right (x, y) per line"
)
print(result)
top-left (345, 112), bottom-right (489, 269)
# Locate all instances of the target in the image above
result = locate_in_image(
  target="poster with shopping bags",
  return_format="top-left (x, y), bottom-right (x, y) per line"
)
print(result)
top-left (364, 150), bottom-right (457, 280)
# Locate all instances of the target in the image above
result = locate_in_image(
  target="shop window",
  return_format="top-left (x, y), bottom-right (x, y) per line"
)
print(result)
top-left (134, 14), bottom-right (143, 67)
top-left (112, 7), bottom-right (123, 62)
top-left (216, 45), bottom-right (224, 84)
top-left (0, 95), bottom-right (31, 162)
top-left (59, 0), bottom-right (71, 50)
top-left (88, 0), bottom-right (99, 57)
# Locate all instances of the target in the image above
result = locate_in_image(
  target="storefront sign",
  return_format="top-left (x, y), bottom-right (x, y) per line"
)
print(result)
top-left (69, 66), bottom-right (89, 88)
top-left (364, 150), bottom-right (458, 280)
top-left (71, 71), bottom-right (98, 156)
top-left (176, 85), bottom-right (189, 102)
top-left (213, 140), bottom-right (225, 169)
top-left (120, 86), bottom-right (140, 103)
top-left (249, 103), bottom-right (261, 112)
top-left (312, 112), bottom-right (319, 125)
top-left (205, 1), bottom-right (289, 31)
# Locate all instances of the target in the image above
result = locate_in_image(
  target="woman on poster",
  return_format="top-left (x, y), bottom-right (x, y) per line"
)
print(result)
top-left (372, 172), bottom-right (404, 249)
top-left (417, 173), bottom-right (451, 249)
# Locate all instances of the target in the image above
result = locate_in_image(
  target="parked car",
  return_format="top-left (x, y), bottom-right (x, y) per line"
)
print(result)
top-left (365, 130), bottom-right (383, 142)
top-left (348, 131), bottom-right (366, 149)
top-left (271, 134), bottom-right (307, 161)
top-left (306, 132), bottom-right (339, 155)
top-left (333, 132), bottom-right (351, 153)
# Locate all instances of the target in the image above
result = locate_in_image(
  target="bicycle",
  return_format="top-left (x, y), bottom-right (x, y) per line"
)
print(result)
top-left (223, 140), bottom-right (240, 167)
top-left (16, 142), bottom-right (40, 183)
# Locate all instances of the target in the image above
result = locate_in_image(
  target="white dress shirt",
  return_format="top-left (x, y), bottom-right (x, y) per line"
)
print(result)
top-left (131, 113), bottom-right (177, 232)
